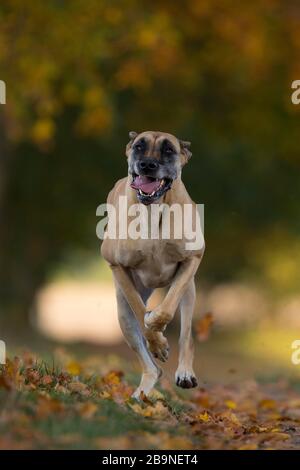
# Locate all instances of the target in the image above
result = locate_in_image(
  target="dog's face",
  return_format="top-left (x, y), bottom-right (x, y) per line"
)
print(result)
top-left (126, 131), bottom-right (192, 205)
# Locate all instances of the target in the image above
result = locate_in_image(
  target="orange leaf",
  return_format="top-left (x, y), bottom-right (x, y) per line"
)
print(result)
top-left (77, 402), bottom-right (98, 419)
top-left (195, 313), bottom-right (214, 341)
top-left (102, 370), bottom-right (123, 386)
top-left (258, 399), bottom-right (277, 410)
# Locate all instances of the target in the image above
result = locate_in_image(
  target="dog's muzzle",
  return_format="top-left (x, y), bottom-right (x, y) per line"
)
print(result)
top-left (130, 158), bottom-right (174, 205)
top-left (130, 175), bottom-right (172, 204)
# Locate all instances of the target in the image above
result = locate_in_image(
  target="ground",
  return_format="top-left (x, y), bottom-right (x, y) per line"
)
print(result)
top-left (1, 349), bottom-right (300, 450)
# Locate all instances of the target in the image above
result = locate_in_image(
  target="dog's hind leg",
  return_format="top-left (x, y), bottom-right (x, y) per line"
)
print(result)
top-left (114, 281), bottom-right (161, 399)
top-left (175, 278), bottom-right (198, 389)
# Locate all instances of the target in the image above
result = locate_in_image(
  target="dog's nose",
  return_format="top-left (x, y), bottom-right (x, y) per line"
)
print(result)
top-left (138, 159), bottom-right (159, 172)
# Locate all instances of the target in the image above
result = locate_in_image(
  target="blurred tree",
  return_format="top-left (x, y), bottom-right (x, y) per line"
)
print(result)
top-left (0, 0), bottom-right (300, 328)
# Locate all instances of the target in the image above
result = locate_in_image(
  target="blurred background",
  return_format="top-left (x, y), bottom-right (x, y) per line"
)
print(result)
top-left (0, 0), bottom-right (300, 384)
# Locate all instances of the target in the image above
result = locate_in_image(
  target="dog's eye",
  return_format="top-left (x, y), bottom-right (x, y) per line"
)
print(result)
top-left (134, 142), bottom-right (144, 152)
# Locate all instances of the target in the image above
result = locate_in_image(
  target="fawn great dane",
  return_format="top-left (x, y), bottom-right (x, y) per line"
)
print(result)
top-left (101, 131), bottom-right (204, 398)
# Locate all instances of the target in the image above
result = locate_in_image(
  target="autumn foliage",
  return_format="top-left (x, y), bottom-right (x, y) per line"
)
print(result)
top-left (0, 352), bottom-right (300, 450)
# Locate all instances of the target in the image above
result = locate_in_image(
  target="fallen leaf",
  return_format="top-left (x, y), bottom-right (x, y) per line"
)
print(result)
top-left (102, 370), bottom-right (123, 386)
top-left (66, 361), bottom-right (82, 376)
top-left (197, 411), bottom-right (211, 422)
top-left (40, 375), bottom-right (53, 386)
top-left (238, 443), bottom-right (258, 450)
top-left (36, 396), bottom-right (64, 417)
top-left (218, 410), bottom-right (242, 427)
top-left (148, 389), bottom-right (165, 401)
top-left (258, 399), bottom-right (277, 410)
top-left (68, 381), bottom-right (89, 395)
top-left (56, 434), bottom-right (81, 444)
top-left (129, 400), bottom-right (171, 420)
top-left (54, 384), bottom-right (68, 394)
top-left (139, 390), bottom-right (153, 404)
top-left (25, 369), bottom-right (40, 384)
top-left (285, 408), bottom-right (300, 420)
top-left (94, 436), bottom-right (131, 450)
top-left (225, 400), bottom-right (237, 410)
top-left (195, 313), bottom-right (214, 342)
top-left (77, 402), bottom-right (98, 419)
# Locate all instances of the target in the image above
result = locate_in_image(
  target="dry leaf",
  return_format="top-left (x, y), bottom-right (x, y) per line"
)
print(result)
top-left (129, 400), bottom-right (171, 420)
top-left (197, 411), bottom-right (211, 422)
top-left (225, 400), bottom-right (237, 410)
top-left (77, 402), bottom-right (98, 419)
top-left (195, 313), bottom-right (214, 342)
top-left (66, 361), bottom-right (82, 376)
top-left (36, 396), bottom-right (64, 417)
top-left (40, 375), bottom-right (53, 386)
top-left (238, 443), bottom-right (258, 450)
top-left (258, 399), bottom-right (277, 410)
top-left (102, 370), bottom-right (123, 386)
top-left (68, 381), bottom-right (89, 395)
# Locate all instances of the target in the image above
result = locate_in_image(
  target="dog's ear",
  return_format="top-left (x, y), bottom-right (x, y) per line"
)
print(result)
top-left (129, 131), bottom-right (138, 140)
top-left (179, 139), bottom-right (192, 164)
top-left (126, 131), bottom-right (138, 157)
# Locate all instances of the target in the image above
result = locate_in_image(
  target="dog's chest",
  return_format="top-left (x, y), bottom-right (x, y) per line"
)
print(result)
top-left (115, 238), bottom-right (185, 288)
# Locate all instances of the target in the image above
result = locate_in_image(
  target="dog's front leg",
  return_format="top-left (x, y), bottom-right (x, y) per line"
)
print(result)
top-left (144, 256), bottom-right (201, 332)
top-left (110, 265), bottom-right (146, 319)
top-left (111, 265), bottom-right (170, 364)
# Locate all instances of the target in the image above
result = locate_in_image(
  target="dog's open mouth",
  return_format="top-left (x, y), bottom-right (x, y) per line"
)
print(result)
top-left (130, 175), bottom-right (172, 204)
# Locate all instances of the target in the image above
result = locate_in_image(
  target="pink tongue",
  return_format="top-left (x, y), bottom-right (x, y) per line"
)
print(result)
top-left (131, 176), bottom-right (161, 194)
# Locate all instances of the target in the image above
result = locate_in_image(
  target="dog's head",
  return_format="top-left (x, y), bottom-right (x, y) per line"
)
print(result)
top-left (126, 130), bottom-right (192, 205)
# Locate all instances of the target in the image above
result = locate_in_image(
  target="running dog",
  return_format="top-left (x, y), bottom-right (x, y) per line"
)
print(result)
top-left (101, 131), bottom-right (204, 398)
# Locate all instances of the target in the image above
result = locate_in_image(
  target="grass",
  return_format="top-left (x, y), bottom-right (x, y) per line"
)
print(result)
top-left (1, 345), bottom-right (300, 450)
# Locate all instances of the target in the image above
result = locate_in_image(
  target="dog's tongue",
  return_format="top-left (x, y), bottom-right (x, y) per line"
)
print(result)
top-left (131, 175), bottom-right (161, 194)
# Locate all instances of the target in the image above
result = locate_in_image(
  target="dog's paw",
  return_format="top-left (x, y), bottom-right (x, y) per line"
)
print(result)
top-left (175, 370), bottom-right (198, 389)
top-left (144, 309), bottom-right (171, 332)
top-left (145, 329), bottom-right (169, 362)
top-left (150, 339), bottom-right (169, 363)
top-left (131, 369), bottom-right (161, 399)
